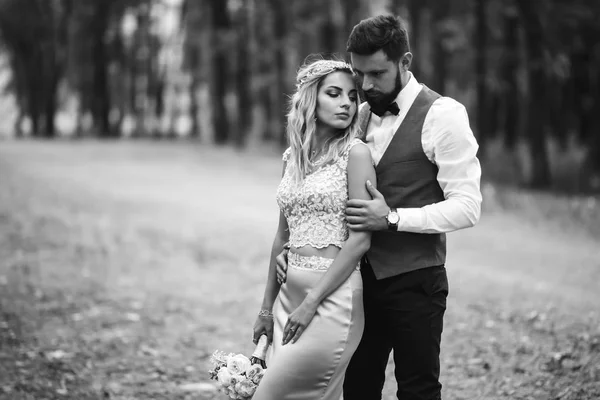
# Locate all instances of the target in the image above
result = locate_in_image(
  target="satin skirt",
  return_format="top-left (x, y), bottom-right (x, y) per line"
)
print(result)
top-left (253, 253), bottom-right (364, 400)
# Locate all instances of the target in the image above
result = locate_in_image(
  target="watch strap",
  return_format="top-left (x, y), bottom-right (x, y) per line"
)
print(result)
top-left (386, 208), bottom-right (399, 231)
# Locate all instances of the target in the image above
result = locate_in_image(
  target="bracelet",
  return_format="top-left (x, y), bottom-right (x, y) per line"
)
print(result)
top-left (258, 309), bottom-right (273, 318)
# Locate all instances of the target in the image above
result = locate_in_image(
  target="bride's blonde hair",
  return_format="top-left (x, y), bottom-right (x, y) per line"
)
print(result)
top-left (286, 57), bottom-right (361, 183)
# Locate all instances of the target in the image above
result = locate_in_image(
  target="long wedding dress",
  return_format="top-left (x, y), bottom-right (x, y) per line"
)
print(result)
top-left (252, 139), bottom-right (365, 400)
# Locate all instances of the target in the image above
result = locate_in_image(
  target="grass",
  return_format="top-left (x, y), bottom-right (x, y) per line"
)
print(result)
top-left (0, 140), bottom-right (599, 400)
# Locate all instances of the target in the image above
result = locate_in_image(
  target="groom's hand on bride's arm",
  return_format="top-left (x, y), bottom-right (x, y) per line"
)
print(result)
top-left (276, 244), bottom-right (290, 284)
top-left (346, 180), bottom-right (389, 231)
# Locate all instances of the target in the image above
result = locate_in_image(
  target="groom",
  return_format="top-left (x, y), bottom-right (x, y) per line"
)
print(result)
top-left (278, 15), bottom-right (482, 400)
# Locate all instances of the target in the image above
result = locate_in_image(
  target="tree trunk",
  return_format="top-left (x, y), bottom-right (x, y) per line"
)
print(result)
top-left (209, 0), bottom-right (230, 145)
top-left (245, 0), bottom-right (269, 146)
top-left (581, 27), bottom-right (600, 188)
top-left (153, 75), bottom-right (165, 138)
top-left (475, 0), bottom-right (488, 159)
top-left (14, 110), bottom-right (24, 138)
top-left (321, 5), bottom-right (335, 54)
top-left (519, 1), bottom-right (551, 188)
top-left (234, 3), bottom-right (251, 148)
top-left (132, 9), bottom-right (152, 138)
top-left (268, 0), bottom-right (288, 146)
top-left (10, 57), bottom-right (28, 137)
top-left (502, 5), bottom-right (519, 150)
top-left (31, 113), bottom-right (41, 137)
top-left (432, 1), bottom-right (449, 94)
top-left (129, 45), bottom-right (138, 131)
top-left (147, 35), bottom-right (160, 138)
top-left (43, 74), bottom-right (58, 138)
top-left (92, 2), bottom-right (111, 137)
top-left (28, 58), bottom-right (42, 137)
top-left (343, 0), bottom-right (361, 46)
top-left (189, 72), bottom-right (200, 138)
top-left (182, 0), bottom-right (202, 139)
top-left (488, 91), bottom-right (501, 140)
top-left (321, 0), bottom-right (345, 55)
top-left (407, 0), bottom-right (423, 79)
top-left (589, 83), bottom-right (600, 180)
top-left (42, 2), bottom-right (60, 138)
top-left (574, 28), bottom-right (599, 147)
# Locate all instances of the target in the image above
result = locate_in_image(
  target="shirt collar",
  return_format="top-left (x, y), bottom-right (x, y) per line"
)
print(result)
top-left (359, 72), bottom-right (422, 118)
top-left (395, 72), bottom-right (421, 113)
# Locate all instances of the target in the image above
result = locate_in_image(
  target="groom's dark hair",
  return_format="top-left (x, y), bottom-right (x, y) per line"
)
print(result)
top-left (346, 15), bottom-right (410, 62)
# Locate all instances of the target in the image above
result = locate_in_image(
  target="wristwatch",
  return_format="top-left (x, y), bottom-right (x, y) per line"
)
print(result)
top-left (386, 208), bottom-right (399, 231)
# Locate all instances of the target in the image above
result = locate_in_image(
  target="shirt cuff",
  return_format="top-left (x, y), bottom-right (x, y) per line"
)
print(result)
top-left (396, 208), bottom-right (426, 232)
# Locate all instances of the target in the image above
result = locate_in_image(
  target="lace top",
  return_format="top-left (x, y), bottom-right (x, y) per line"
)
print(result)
top-left (276, 139), bottom-right (365, 249)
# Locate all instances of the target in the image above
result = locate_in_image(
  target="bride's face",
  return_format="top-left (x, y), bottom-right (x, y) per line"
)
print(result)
top-left (315, 71), bottom-right (358, 131)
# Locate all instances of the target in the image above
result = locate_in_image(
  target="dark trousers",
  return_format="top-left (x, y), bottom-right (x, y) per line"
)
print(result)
top-left (343, 260), bottom-right (448, 400)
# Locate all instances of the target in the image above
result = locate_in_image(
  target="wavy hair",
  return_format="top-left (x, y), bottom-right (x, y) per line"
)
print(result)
top-left (286, 57), bottom-right (361, 183)
top-left (346, 15), bottom-right (410, 62)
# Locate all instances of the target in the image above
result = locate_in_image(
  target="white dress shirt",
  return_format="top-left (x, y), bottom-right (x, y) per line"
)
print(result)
top-left (363, 72), bottom-right (482, 234)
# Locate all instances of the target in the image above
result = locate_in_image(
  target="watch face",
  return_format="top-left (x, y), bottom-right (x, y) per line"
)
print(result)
top-left (388, 212), bottom-right (400, 224)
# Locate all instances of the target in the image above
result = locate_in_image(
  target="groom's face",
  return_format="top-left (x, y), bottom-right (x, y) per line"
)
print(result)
top-left (351, 50), bottom-right (403, 109)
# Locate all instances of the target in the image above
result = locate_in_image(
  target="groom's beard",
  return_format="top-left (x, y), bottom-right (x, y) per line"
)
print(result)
top-left (363, 69), bottom-right (403, 112)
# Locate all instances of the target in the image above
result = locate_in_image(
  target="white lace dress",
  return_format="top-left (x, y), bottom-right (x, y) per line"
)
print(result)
top-left (252, 139), bottom-right (365, 400)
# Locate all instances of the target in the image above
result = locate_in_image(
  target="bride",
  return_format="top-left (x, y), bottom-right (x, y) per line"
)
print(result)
top-left (251, 58), bottom-right (376, 400)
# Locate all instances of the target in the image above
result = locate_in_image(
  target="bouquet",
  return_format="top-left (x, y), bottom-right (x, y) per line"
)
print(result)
top-left (208, 335), bottom-right (269, 399)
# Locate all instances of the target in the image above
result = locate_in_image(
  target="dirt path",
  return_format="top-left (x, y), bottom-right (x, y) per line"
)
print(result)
top-left (1, 141), bottom-right (598, 400)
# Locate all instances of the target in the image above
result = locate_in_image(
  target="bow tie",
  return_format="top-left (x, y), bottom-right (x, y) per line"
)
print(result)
top-left (371, 101), bottom-right (400, 117)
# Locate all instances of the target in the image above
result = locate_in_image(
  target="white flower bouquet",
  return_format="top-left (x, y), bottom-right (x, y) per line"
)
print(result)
top-left (208, 336), bottom-right (268, 399)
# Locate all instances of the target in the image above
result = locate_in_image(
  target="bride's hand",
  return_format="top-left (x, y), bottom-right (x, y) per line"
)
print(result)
top-left (282, 300), bottom-right (318, 345)
top-left (253, 314), bottom-right (274, 345)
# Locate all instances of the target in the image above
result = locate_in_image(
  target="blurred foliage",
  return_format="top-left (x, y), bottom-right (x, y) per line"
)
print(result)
top-left (0, 0), bottom-right (599, 192)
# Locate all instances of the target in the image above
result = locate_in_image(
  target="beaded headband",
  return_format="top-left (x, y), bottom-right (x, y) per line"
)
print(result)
top-left (296, 60), bottom-right (353, 89)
